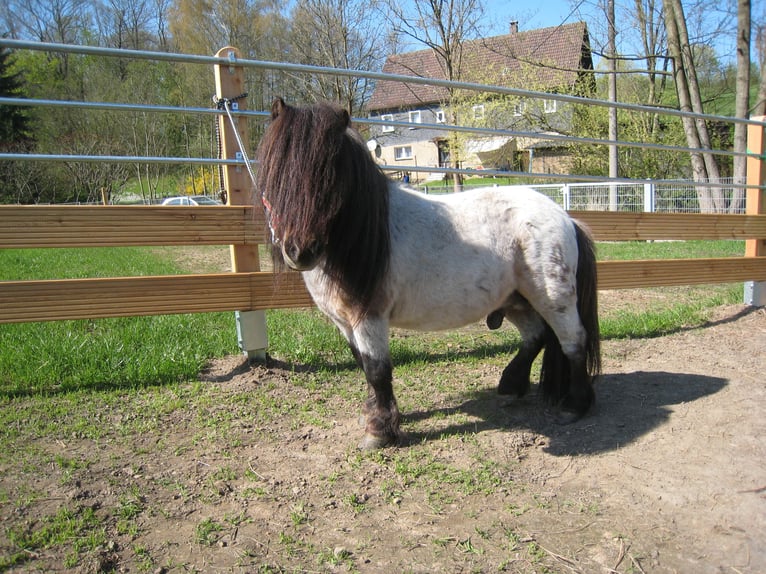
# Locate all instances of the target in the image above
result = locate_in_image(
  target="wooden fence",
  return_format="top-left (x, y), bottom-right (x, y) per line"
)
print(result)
top-left (1, 47), bottom-right (765, 355)
top-left (2, 207), bottom-right (765, 319)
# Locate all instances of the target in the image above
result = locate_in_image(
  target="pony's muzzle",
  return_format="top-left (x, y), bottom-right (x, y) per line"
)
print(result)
top-left (282, 239), bottom-right (323, 271)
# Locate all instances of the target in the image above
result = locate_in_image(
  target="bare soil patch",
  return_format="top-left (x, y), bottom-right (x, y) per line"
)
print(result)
top-left (2, 304), bottom-right (764, 573)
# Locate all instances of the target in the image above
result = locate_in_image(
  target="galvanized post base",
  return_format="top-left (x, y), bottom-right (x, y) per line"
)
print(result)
top-left (744, 281), bottom-right (766, 307)
top-left (236, 310), bottom-right (268, 362)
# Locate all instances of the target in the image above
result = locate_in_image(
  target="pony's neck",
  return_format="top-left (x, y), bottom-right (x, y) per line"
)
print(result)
top-left (322, 140), bottom-right (391, 310)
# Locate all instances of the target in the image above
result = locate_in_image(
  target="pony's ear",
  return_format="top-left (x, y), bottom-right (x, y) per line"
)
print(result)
top-left (340, 108), bottom-right (350, 128)
top-left (271, 97), bottom-right (286, 119)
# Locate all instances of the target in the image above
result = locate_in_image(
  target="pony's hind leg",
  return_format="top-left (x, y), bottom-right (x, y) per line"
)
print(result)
top-left (497, 294), bottom-right (546, 399)
top-left (539, 307), bottom-right (595, 421)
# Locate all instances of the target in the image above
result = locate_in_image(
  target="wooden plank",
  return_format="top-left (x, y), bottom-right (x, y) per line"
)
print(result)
top-left (598, 257), bottom-right (766, 289)
top-left (0, 272), bottom-right (314, 323)
top-left (2, 205), bottom-right (764, 249)
top-left (2, 258), bottom-right (765, 323)
top-left (571, 211), bottom-right (766, 241)
top-left (2, 206), bottom-right (764, 249)
top-left (0, 205), bottom-right (267, 248)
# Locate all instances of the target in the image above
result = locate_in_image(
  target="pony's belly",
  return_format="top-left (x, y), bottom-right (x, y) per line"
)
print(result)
top-left (389, 300), bottom-right (498, 331)
top-left (387, 262), bottom-right (516, 331)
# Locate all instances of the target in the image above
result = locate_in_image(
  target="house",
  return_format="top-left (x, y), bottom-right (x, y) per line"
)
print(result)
top-left (365, 21), bottom-right (595, 182)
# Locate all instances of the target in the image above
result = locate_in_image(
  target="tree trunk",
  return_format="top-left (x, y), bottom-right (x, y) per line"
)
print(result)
top-left (754, 25), bottom-right (766, 116)
top-left (664, 0), bottom-right (715, 212)
top-left (607, 0), bottom-right (618, 210)
top-left (635, 0), bottom-right (657, 128)
top-left (732, 0), bottom-right (751, 213)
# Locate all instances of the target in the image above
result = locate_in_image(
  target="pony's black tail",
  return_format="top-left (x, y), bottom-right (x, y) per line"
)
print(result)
top-left (539, 221), bottom-right (601, 411)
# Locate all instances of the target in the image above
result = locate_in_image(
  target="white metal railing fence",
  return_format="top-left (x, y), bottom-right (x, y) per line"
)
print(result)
top-left (417, 179), bottom-right (746, 214)
top-left (540, 179), bottom-right (746, 214)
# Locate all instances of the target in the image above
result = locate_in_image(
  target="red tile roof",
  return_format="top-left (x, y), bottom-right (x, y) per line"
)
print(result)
top-left (367, 22), bottom-right (592, 112)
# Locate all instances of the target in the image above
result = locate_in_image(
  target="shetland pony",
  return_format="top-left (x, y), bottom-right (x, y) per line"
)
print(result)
top-left (256, 98), bottom-right (601, 449)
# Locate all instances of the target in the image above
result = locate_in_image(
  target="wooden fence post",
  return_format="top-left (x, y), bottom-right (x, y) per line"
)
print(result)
top-left (214, 46), bottom-right (268, 360)
top-left (745, 116), bottom-right (766, 306)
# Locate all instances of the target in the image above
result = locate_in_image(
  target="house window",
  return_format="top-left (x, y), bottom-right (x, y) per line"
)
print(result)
top-left (435, 109), bottom-right (445, 123)
top-left (394, 145), bottom-right (413, 160)
top-left (381, 114), bottom-right (394, 133)
top-left (408, 110), bottom-right (422, 124)
top-left (543, 99), bottom-right (557, 113)
top-left (472, 104), bottom-right (485, 120)
top-left (513, 101), bottom-right (526, 116)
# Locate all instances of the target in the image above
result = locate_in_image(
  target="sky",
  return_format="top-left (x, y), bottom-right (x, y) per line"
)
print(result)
top-left (483, 0), bottom-right (764, 66)
top-left (486, 0), bottom-right (585, 37)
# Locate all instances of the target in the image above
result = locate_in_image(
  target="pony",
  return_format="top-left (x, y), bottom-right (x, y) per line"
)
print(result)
top-left (256, 98), bottom-right (601, 449)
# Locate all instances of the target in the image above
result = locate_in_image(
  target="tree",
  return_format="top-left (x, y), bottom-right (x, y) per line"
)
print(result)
top-left (569, 69), bottom-right (688, 183)
top-left (168, 0), bottom-right (290, 111)
top-left (0, 46), bottom-right (31, 147)
top-left (288, 0), bottom-right (387, 116)
top-left (752, 20), bottom-right (766, 117)
top-left (0, 46), bottom-right (35, 204)
top-left (731, 0), bottom-right (750, 213)
top-left (664, 0), bottom-right (723, 212)
top-left (383, 0), bottom-right (486, 190)
top-left (385, 0), bottom-right (485, 82)
top-left (633, 0), bottom-right (670, 109)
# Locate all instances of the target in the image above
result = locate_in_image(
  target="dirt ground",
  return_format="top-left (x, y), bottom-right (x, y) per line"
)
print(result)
top-left (2, 303), bottom-right (765, 573)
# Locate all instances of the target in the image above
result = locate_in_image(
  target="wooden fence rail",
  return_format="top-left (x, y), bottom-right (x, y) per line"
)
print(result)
top-left (3, 206), bottom-right (766, 247)
top-left (1, 206), bottom-right (765, 324)
top-left (0, 205), bottom-right (265, 247)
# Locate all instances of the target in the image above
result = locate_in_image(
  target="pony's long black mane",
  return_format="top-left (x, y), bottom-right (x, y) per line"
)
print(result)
top-left (256, 99), bottom-right (391, 310)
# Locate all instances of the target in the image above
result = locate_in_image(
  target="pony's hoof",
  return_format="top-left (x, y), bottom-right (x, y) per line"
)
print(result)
top-left (358, 433), bottom-right (396, 450)
top-left (554, 409), bottom-right (584, 425)
top-left (497, 380), bottom-right (529, 398)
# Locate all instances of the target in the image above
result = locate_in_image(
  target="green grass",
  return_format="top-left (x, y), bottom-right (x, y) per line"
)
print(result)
top-left (597, 239), bottom-right (745, 260)
top-left (599, 283), bottom-right (742, 339)
top-left (0, 247), bottom-right (240, 395)
top-left (2, 505), bottom-right (107, 570)
top-left (0, 247), bottom-right (185, 280)
top-left (0, 312), bottom-right (238, 396)
top-left (597, 240), bottom-right (744, 339)
top-left (115, 172), bottom-right (184, 204)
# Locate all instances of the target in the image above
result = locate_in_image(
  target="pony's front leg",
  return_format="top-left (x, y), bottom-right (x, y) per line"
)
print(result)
top-left (350, 317), bottom-right (401, 450)
top-left (358, 355), bottom-right (401, 449)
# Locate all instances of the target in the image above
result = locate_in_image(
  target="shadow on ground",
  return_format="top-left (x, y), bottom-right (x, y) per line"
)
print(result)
top-left (402, 370), bottom-right (728, 456)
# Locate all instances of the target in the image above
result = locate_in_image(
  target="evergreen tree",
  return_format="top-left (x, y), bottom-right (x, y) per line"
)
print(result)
top-left (0, 45), bottom-right (31, 148)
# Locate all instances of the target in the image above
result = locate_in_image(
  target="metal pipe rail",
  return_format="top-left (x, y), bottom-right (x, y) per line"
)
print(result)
top-left (0, 96), bottom-right (751, 162)
top-left (1, 37), bottom-right (761, 127)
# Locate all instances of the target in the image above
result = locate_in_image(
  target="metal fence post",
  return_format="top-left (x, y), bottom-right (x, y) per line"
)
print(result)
top-left (643, 182), bottom-right (655, 213)
top-left (214, 46), bottom-right (268, 360)
top-left (745, 116), bottom-right (766, 306)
